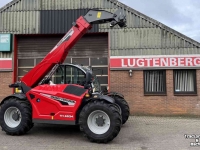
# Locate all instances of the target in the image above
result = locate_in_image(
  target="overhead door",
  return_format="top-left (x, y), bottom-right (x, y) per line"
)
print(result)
top-left (17, 34), bottom-right (108, 89)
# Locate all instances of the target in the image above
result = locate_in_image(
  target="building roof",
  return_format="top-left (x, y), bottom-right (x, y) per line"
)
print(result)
top-left (0, 0), bottom-right (20, 12)
top-left (0, 0), bottom-right (200, 58)
top-left (0, 0), bottom-right (199, 47)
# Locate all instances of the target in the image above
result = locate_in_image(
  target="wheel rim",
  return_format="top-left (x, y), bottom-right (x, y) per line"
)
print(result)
top-left (87, 110), bottom-right (110, 135)
top-left (4, 107), bottom-right (22, 128)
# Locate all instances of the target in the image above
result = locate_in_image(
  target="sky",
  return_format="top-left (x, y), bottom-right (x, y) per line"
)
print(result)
top-left (0, 0), bottom-right (200, 42)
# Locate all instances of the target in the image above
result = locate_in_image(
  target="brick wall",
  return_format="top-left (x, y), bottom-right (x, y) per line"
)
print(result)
top-left (110, 70), bottom-right (200, 116)
top-left (0, 72), bottom-right (13, 102)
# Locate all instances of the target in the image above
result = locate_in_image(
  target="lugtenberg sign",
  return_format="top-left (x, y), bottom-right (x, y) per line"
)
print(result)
top-left (110, 55), bottom-right (200, 69)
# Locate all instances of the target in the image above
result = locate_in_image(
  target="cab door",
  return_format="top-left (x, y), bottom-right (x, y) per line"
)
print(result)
top-left (51, 65), bottom-right (65, 84)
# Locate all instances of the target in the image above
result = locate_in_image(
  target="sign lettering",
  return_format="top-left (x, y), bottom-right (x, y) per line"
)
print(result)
top-left (110, 56), bottom-right (200, 69)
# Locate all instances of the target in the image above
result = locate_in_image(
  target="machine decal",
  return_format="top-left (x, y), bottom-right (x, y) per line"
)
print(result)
top-left (51, 96), bottom-right (76, 106)
top-left (60, 114), bottom-right (73, 118)
top-left (50, 29), bottom-right (74, 53)
top-left (40, 93), bottom-right (76, 106)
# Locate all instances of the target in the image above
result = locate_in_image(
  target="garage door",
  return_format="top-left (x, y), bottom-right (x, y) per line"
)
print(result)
top-left (17, 34), bottom-right (108, 89)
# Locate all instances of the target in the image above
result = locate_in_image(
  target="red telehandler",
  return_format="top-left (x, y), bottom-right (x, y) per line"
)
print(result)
top-left (0, 9), bottom-right (127, 143)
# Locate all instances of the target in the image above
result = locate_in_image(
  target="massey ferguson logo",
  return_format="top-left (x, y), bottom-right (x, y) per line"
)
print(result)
top-left (51, 96), bottom-right (75, 106)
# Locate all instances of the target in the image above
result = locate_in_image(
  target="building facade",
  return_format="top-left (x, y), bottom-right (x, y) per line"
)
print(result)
top-left (1, 0), bottom-right (200, 116)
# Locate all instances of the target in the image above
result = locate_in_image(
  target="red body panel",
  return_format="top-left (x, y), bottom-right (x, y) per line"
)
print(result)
top-left (21, 16), bottom-right (91, 88)
top-left (26, 84), bottom-right (88, 121)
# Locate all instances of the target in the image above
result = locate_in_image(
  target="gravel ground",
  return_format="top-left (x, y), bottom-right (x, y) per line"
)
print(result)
top-left (0, 116), bottom-right (199, 150)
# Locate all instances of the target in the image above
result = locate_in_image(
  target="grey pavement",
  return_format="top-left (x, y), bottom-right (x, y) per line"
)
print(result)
top-left (0, 116), bottom-right (199, 150)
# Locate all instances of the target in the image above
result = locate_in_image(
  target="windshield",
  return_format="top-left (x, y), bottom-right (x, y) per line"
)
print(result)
top-left (92, 74), bottom-right (101, 92)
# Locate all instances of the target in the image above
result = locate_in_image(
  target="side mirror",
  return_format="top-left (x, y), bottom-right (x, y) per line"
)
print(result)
top-left (86, 72), bottom-right (92, 84)
top-left (84, 72), bottom-right (92, 89)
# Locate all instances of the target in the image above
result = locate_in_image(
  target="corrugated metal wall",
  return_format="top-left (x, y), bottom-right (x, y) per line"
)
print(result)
top-left (0, 11), bottom-right (40, 34)
top-left (0, 52), bottom-right (12, 58)
top-left (1, 0), bottom-right (200, 59)
top-left (108, 28), bottom-right (199, 49)
top-left (110, 48), bottom-right (200, 56)
top-left (1, 0), bottom-right (41, 12)
top-left (1, 0), bottom-right (116, 11)
top-left (40, 9), bottom-right (98, 34)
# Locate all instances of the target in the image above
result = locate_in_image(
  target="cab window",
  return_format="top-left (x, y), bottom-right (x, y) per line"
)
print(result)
top-left (51, 66), bottom-right (64, 84)
top-left (66, 66), bottom-right (86, 85)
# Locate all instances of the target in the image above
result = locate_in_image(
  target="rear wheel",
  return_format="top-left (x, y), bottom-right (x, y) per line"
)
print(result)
top-left (0, 98), bottom-right (33, 135)
top-left (79, 100), bottom-right (122, 143)
top-left (114, 97), bottom-right (130, 124)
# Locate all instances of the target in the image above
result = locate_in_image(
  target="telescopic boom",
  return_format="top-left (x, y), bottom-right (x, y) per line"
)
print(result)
top-left (19, 9), bottom-right (126, 89)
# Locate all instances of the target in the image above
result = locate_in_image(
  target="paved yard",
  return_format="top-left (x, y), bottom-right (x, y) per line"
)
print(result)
top-left (0, 116), bottom-right (199, 150)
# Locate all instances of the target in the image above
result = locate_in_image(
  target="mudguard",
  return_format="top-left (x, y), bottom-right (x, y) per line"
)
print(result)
top-left (98, 94), bottom-right (115, 103)
top-left (83, 94), bottom-right (115, 104)
top-left (0, 93), bottom-right (27, 105)
top-left (106, 92), bottom-right (124, 99)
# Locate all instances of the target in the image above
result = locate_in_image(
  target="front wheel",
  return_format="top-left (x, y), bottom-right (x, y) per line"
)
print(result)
top-left (79, 100), bottom-right (122, 143)
top-left (0, 98), bottom-right (33, 135)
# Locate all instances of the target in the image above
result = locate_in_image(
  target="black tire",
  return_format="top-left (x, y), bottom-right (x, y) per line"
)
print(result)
top-left (114, 97), bottom-right (130, 124)
top-left (0, 97), bottom-right (33, 135)
top-left (79, 100), bottom-right (122, 143)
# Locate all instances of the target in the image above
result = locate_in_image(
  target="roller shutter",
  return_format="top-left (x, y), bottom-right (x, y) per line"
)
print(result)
top-left (17, 34), bottom-right (108, 89)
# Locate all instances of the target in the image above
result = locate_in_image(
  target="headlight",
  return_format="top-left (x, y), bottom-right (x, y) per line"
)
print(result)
top-left (15, 88), bottom-right (22, 93)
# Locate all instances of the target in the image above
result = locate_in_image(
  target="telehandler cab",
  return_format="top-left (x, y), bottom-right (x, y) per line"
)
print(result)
top-left (0, 9), bottom-right (127, 143)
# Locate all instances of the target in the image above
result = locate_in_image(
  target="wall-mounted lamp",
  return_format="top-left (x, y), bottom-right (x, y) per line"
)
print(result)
top-left (129, 70), bottom-right (132, 77)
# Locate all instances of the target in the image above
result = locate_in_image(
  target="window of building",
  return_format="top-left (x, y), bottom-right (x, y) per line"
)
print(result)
top-left (174, 70), bottom-right (196, 95)
top-left (144, 70), bottom-right (166, 95)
